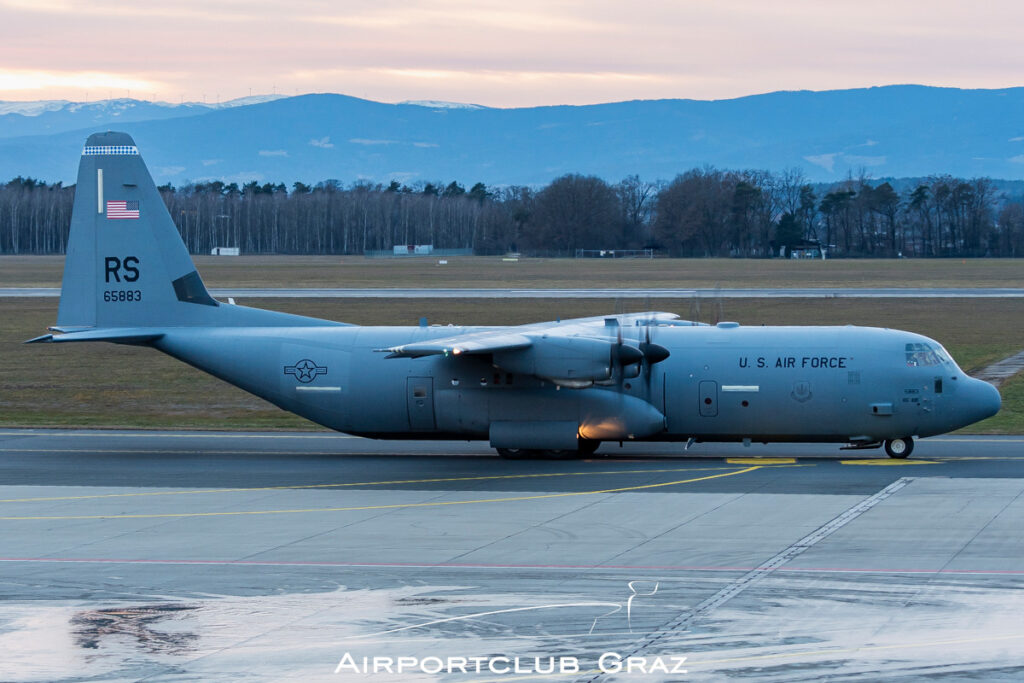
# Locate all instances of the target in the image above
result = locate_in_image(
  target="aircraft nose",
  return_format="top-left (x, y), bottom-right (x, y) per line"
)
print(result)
top-left (967, 378), bottom-right (1001, 423)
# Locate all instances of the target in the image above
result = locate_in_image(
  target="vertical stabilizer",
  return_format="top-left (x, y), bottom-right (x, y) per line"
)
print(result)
top-left (57, 132), bottom-right (218, 329)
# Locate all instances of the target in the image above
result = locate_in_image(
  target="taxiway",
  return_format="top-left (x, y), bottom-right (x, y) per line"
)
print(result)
top-left (2, 430), bottom-right (1023, 681)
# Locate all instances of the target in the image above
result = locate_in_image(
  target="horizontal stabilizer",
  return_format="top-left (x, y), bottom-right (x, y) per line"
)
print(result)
top-left (24, 328), bottom-right (164, 345)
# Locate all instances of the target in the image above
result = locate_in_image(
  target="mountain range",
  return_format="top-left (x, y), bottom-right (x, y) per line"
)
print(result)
top-left (1, 86), bottom-right (1023, 187)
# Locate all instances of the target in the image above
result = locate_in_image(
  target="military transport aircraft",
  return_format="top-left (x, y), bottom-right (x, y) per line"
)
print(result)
top-left (28, 132), bottom-right (1001, 459)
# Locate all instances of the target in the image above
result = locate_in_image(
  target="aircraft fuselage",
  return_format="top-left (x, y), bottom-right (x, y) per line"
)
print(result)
top-left (156, 322), bottom-right (998, 446)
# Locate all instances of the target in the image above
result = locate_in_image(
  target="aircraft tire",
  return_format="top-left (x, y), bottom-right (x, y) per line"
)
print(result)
top-left (545, 449), bottom-right (581, 460)
top-left (496, 447), bottom-right (535, 459)
top-left (496, 447), bottom-right (593, 460)
top-left (884, 437), bottom-right (914, 459)
top-left (496, 443), bottom-right (600, 460)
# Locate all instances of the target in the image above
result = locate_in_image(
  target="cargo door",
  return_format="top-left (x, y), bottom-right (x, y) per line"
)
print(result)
top-left (407, 377), bottom-right (436, 430)
top-left (699, 380), bottom-right (718, 417)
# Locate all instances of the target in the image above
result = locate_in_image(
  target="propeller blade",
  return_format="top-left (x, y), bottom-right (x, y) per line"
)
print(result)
top-left (639, 321), bottom-right (667, 393)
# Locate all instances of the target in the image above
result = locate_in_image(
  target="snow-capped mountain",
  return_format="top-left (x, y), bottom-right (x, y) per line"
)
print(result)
top-left (2, 86), bottom-right (1024, 185)
top-left (0, 95), bottom-right (286, 139)
top-left (398, 100), bottom-right (487, 110)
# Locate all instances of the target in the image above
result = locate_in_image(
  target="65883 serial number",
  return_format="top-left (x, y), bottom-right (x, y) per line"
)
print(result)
top-left (103, 290), bottom-right (142, 302)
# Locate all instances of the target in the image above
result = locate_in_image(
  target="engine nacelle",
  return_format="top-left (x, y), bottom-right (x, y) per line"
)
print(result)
top-left (487, 391), bottom-right (667, 450)
top-left (493, 336), bottom-right (615, 383)
top-left (577, 392), bottom-right (667, 441)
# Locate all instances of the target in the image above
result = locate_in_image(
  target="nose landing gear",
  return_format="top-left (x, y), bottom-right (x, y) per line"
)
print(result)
top-left (884, 437), bottom-right (914, 459)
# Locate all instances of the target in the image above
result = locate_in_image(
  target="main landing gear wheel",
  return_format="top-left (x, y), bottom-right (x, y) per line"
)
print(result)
top-left (884, 437), bottom-right (914, 459)
top-left (496, 447), bottom-right (535, 460)
top-left (495, 440), bottom-right (601, 460)
top-left (495, 448), bottom-right (572, 459)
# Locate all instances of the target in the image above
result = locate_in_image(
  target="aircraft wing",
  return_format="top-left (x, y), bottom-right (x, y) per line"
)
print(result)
top-left (378, 311), bottom-right (686, 359)
top-left (380, 331), bottom-right (533, 358)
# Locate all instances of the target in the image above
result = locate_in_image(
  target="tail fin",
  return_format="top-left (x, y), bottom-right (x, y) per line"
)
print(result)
top-left (57, 131), bottom-right (219, 329)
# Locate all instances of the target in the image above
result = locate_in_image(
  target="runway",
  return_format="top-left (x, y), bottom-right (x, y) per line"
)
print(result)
top-left (2, 430), bottom-right (1024, 681)
top-left (4, 286), bottom-right (1024, 298)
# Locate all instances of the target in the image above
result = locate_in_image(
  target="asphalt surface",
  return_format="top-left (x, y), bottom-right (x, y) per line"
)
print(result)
top-left (2, 430), bottom-right (1023, 681)
top-left (4, 286), bottom-right (1024, 298)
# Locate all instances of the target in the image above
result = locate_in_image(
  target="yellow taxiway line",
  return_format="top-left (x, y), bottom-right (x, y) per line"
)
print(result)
top-left (840, 459), bottom-right (941, 466)
top-left (0, 465), bottom-right (751, 504)
top-left (0, 466), bottom-right (761, 521)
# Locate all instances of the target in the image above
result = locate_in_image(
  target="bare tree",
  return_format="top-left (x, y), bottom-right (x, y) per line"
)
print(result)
top-left (1, 169), bottom-right (1020, 258)
top-left (526, 174), bottom-right (619, 253)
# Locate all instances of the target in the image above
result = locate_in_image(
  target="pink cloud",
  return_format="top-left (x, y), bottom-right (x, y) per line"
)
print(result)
top-left (1, 1), bottom-right (1022, 106)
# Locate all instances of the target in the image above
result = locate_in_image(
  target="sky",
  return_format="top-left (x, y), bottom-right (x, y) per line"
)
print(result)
top-left (2, 0), bottom-right (1023, 107)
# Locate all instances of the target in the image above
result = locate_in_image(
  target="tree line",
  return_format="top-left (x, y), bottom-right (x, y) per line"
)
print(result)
top-left (2, 170), bottom-right (1023, 257)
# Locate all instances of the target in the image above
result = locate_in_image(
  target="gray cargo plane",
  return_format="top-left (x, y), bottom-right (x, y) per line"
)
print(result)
top-left (29, 132), bottom-right (1001, 459)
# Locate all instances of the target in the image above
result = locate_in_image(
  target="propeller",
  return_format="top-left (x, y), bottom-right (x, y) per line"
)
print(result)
top-left (603, 318), bottom-right (643, 389)
top-left (637, 320), bottom-right (670, 395)
top-left (614, 320), bottom-right (642, 384)
top-left (639, 324), bottom-right (670, 365)
top-left (602, 317), bottom-right (670, 395)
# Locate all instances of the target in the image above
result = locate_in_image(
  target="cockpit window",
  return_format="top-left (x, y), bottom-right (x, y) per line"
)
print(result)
top-left (906, 342), bottom-right (953, 367)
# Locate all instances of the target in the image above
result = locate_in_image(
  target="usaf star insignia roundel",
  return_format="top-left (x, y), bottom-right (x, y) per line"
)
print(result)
top-left (284, 359), bottom-right (328, 383)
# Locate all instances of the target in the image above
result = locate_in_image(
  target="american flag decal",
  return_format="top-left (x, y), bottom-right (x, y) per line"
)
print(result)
top-left (107, 200), bottom-right (140, 219)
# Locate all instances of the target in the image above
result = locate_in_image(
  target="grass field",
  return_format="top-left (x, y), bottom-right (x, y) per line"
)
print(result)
top-left (1, 296), bottom-right (1021, 433)
top-left (2, 255), bottom-right (1023, 289)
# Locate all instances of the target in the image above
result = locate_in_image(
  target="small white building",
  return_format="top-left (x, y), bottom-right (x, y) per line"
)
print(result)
top-left (211, 247), bottom-right (240, 256)
top-left (393, 244), bottom-right (434, 256)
